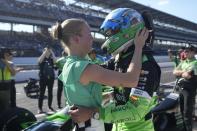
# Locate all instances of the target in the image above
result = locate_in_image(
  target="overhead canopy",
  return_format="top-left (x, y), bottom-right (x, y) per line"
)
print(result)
top-left (72, 0), bottom-right (197, 44)
top-left (75, 0), bottom-right (197, 31)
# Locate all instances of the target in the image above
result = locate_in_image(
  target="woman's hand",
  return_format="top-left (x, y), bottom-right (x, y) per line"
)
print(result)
top-left (15, 67), bottom-right (23, 73)
top-left (134, 28), bottom-right (149, 49)
top-left (68, 106), bottom-right (94, 123)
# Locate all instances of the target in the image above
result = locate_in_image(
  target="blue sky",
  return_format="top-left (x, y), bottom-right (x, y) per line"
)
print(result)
top-left (1, 0), bottom-right (196, 32)
top-left (131, 0), bottom-right (197, 24)
top-left (65, 0), bottom-right (197, 24)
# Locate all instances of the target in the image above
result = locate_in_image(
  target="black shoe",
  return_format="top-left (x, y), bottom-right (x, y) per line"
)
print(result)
top-left (48, 107), bottom-right (55, 112)
top-left (58, 105), bottom-right (63, 109)
top-left (38, 109), bottom-right (44, 114)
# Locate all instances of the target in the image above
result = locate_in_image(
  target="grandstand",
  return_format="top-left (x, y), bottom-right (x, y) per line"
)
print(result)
top-left (0, 0), bottom-right (197, 56)
top-left (0, 0), bottom-right (106, 57)
top-left (73, 0), bottom-right (197, 51)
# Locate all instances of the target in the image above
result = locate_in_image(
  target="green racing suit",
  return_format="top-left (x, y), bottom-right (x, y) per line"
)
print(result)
top-left (99, 88), bottom-right (157, 131)
top-left (98, 48), bottom-right (161, 131)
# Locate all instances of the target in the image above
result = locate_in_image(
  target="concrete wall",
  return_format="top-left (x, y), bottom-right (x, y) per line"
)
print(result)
top-left (13, 56), bottom-right (173, 82)
top-left (13, 56), bottom-right (171, 66)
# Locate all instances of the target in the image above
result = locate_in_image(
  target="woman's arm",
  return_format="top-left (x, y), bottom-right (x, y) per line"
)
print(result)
top-left (38, 49), bottom-right (48, 64)
top-left (49, 49), bottom-right (57, 63)
top-left (2, 59), bottom-right (15, 75)
top-left (173, 69), bottom-right (185, 77)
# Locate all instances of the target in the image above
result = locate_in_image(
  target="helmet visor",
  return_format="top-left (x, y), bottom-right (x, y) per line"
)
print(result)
top-left (100, 19), bottom-right (121, 37)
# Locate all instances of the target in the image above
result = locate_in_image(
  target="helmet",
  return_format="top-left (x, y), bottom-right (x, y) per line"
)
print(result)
top-left (100, 8), bottom-right (144, 55)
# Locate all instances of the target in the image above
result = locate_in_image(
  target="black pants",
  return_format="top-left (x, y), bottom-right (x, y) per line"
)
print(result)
top-left (57, 78), bottom-right (63, 108)
top-left (104, 123), bottom-right (113, 131)
top-left (10, 80), bottom-right (16, 107)
top-left (0, 82), bottom-right (11, 113)
top-left (180, 89), bottom-right (196, 131)
top-left (38, 77), bottom-right (54, 110)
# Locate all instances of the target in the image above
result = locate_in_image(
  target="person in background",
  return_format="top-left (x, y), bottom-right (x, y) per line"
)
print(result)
top-left (88, 48), bottom-right (103, 64)
top-left (6, 50), bottom-right (23, 108)
top-left (0, 48), bottom-right (14, 113)
top-left (173, 45), bottom-right (197, 131)
top-left (168, 47), bottom-right (187, 67)
top-left (38, 46), bottom-right (56, 114)
top-left (55, 50), bottom-right (67, 109)
top-left (168, 48), bottom-right (181, 67)
top-left (179, 47), bottom-right (187, 61)
top-left (193, 48), bottom-right (197, 121)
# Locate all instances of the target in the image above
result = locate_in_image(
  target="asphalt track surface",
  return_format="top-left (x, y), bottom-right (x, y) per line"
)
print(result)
top-left (14, 66), bottom-right (197, 130)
